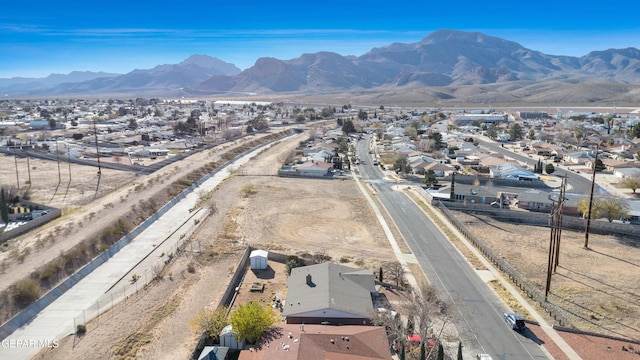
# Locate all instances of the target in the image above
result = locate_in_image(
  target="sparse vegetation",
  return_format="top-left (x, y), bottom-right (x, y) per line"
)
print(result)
top-left (12, 279), bottom-right (41, 308)
top-left (189, 306), bottom-right (229, 340)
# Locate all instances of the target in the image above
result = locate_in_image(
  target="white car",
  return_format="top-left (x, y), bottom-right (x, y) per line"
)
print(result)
top-left (504, 312), bottom-right (526, 331)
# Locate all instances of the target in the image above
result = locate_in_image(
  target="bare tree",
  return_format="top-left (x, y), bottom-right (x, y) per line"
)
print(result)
top-left (384, 261), bottom-right (405, 288)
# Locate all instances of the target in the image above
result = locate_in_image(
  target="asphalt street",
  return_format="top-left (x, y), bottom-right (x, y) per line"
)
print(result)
top-left (356, 136), bottom-right (550, 359)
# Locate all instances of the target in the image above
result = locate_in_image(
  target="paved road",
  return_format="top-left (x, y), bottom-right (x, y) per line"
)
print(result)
top-left (356, 136), bottom-right (549, 359)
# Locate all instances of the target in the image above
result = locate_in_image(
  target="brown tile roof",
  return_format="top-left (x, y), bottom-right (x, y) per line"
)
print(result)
top-left (238, 324), bottom-right (392, 360)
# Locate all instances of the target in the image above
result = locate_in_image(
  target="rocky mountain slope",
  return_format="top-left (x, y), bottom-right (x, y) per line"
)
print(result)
top-left (4, 30), bottom-right (640, 103)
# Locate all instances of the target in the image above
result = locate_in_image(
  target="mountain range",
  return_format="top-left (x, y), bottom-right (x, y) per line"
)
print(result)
top-left (3, 29), bottom-right (640, 104)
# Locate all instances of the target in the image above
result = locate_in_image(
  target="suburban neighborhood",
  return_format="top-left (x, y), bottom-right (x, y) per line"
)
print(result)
top-left (1, 97), bottom-right (640, 360)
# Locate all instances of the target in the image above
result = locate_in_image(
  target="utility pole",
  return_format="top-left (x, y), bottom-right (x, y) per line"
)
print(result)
top-left (13, 144), bottom-right (20, 190)
top-left (584, 145), bottom-right (599, 249)
top-left (25, 140), bottom-right (32, 188)
top-left (545, 175), bottom-right (567, 298)
top-left (93, 119), bottom-right (102, 198)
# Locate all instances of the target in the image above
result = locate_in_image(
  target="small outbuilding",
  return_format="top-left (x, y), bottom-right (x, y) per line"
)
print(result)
top-left (250, 249), bottom-right (268, 270)
top-left (219, 325), bottom-right (243, 350)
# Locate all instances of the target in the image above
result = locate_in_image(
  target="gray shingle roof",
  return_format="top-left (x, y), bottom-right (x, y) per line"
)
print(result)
top-left (283, 263), bottom-right (375, 319)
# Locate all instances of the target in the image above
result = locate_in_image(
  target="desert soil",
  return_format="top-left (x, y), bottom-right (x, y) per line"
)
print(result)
top-left (5, 129), bottom-right (638, 360)
top-left (30, 131), bottom-right (400, 359)
top-left (0, 132), bottom-right (283, 300)
top-left (452, 210), bottom-right (640, 342)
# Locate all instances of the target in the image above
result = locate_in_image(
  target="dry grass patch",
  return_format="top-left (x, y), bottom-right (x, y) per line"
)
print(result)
top-left (112, 298), bottom-right (178, 359)
top-left (487, 279), bottom-right (532, 319)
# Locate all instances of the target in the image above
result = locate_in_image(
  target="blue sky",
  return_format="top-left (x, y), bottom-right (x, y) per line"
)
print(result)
top-left (2, 0), bottom-right (639, 78)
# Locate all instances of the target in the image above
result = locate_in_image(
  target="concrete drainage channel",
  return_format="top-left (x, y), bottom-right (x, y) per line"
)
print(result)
top-left (0, 131), bottom-right (300, 359)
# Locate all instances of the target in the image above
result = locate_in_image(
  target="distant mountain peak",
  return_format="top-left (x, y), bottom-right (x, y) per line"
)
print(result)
top-left (179, 54), bottom-right (241, 75)
top-left (3, 29), bottom-right (640, 102)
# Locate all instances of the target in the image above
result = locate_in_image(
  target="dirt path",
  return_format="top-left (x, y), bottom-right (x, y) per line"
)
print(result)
top-left (32, 131), bottom-right (402, 359)
top-left (0, 132), bottom-right (283, 300)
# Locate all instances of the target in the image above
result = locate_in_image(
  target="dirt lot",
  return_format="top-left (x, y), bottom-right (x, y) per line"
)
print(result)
top-left (10, 129), bottom-right (640, 360)
top-left (0, 132), bottom-right (285, 303)
top-left (31, 131), bottom-right (401, 359)
top-left (452, 210), bottom-right (640, 342)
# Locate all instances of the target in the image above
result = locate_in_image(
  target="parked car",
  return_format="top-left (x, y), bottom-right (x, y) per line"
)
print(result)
top-left (504, 312), bottom-right (526, 331)
top-left (490, 201), bottom-right (500, 208)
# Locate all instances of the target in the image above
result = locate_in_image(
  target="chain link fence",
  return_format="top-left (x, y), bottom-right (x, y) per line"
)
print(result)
top-left (435, 200), bottom-right (569, 326)
top-left (71, 208), bottom-right (210, 334)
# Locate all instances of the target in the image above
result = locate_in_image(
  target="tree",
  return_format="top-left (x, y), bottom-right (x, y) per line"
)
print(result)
top-left (248, 113), bottom-right (269, 131)
top-left (342, 119), bottom-right (356, 135)
top-left (379, 267), bottom-right (383, 282)
top-left (230, 301), bottom-right (277, 344)
top-left (485, 123), bottom-right (498, 140)
top-left (420, 341), bottom-right (426, 360)
top-left (357, 109), bottom-right (368, 121)
top-left (592, 158), bottom-right (605, 172)
top-left (400, 342), bottom-right (405, 360)
top-left (189, 306), bottom-right (229, 340)
top-left (403, 284), bottom-right (442, 348)
top-left (436, 341), bottom-right (444, 360)
top-left (527, 129), bottom-right (536, 140)
top-left (394, 158), bottom-right (411, 174)
top-left (577, 197), bottom-right (601, 220)
top-left (423, 170), bottom-right (438, 188)
top-left (385, 261), bottom-right (404, 288)
top-left (573, 128), bottom-right (584, 145)
top-left (577, 197), bottom-right (629, 222)
top-left (457, 341), bottom-right (463, 360)
top-left (509, 123), bottom-right (524, 141)
top-left (630, 123), bottom-right (640, 138)
top-left (285, 255), bottom-right (303, 275)
top-left (0, 188), bottom-right (8, 225)
top-left (605, 115), bottom-right (614, 135)
top-left (600, 197), bottom-right (630, 222)
top-left (545, 163), bottom-right (555, 175)
top-left (320, 107), bottom-right (334, 118)
top-left (404, 125), bottom-right (418, 140)
top-left (534, 159), bottom-right (543, 174)
top-left (428, 132), bottom-right (444, 150)
top-left (128, 118), bottom-right (138, 130)
top-left (620, 176), bottom-right (640, 193)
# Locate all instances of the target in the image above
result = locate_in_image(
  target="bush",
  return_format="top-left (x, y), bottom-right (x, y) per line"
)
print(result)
top-left (285, 255), bottom-right (303, 275)
top-left (12, 279), bottom-right (42, 308)
top-left (76, 324), bottom-right (86, 336)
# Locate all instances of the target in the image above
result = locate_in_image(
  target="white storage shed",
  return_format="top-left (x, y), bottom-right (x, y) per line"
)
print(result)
top-left (219, 325), bottom-right (243, 350)
top-left (250, 249), bottom-right (268, 270)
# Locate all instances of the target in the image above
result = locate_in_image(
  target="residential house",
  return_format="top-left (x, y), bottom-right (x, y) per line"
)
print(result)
top-left (563, 151), bottom-right (593, 165)
top-left (294, 161), bottom-right (333, 178)
top-left (422, 162), bottom-right (456, 177)
top-left (489, 164), bottom-right (538, 181)
top-left (599, 159), bottom-right (638, 173)
top-left (614, 167), bottom-right (640, 179)
top-left (237, 324), bottom-right (392, 360)
top-left (283, 262), bottom-right (376, 325)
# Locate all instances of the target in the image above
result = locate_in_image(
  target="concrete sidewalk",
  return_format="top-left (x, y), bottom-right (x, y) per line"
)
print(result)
top-left (407, 186), bottom-right (582, 360)
top-left (0, 140), bottom-right (288, 360)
